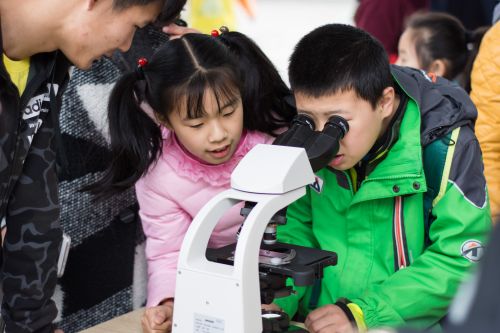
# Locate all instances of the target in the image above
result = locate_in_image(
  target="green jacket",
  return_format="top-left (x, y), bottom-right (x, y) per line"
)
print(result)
top-left (275, 66), bottom-right (492, 329)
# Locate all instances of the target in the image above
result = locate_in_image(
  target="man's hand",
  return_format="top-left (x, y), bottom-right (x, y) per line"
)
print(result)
top-left (305, 304), bottom-right (354, 333)
top-left (162, 24), bottom-right (201, 39)
top-left (141, 300), bottom-right (174, 333)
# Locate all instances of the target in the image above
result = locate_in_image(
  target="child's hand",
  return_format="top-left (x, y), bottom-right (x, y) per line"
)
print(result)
top-left (261, 303), bottom-right (281, 312)
top-left (305, 304), bottom-right (353, 333)
top-left (141, 300), bottom-right (174, 333)
top-left (162, 24), bottom-right (200, 40)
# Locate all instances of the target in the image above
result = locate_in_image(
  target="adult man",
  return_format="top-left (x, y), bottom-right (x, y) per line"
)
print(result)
top-left (0, 0), bottom-right (184, 331)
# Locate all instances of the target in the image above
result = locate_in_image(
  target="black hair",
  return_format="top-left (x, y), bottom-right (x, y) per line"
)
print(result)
top-left (112, 0), bottom-right (187, 25)
top-left (405, 11), bottom-right (488, 92)
top-left (288, 24), bottom-right (393, 109)
top-left (91, 32), bottom-right (295, 198)
top-left (218, 31), bottom-right (295, 134)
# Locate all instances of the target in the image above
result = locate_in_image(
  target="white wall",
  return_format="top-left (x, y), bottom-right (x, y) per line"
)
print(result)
top-left (236, 0), bottom-right (358, 83)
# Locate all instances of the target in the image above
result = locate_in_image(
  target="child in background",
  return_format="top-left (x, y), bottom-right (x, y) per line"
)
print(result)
top-left (354, 0), bottom-right (429, 63)
top-left (92, 30), bottom-right (295, 333)
top-left (396, 11), bottom-right (488, 92)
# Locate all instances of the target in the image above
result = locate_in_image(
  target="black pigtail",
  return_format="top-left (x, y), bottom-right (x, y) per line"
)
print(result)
top-left (87, 70), bottom-right (162, 199)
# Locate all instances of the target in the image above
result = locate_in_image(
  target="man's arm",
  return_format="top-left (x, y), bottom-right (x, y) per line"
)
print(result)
top-left (1, 112), bottom-right (62, 333)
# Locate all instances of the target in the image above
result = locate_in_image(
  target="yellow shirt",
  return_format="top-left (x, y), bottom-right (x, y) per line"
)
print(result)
top-left (3, 54), bottom-right (30, 95)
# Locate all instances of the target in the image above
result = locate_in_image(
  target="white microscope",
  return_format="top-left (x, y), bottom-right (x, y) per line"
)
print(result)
top-left (172, 115), bottom-right (349, 333)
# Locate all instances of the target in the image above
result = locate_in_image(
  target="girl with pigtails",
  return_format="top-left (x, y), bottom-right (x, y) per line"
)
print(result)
top-left (91, 29), bottom-right (295, 333)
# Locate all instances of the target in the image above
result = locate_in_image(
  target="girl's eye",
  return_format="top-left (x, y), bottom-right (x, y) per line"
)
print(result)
top-left (223, 110), bottom-right (235, 117)
top-left (189, 123), bottom-right (203, 129)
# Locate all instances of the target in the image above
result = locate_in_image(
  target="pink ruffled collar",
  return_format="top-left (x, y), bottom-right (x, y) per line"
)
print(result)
top-left (161, 128), bottom-right (271, 187)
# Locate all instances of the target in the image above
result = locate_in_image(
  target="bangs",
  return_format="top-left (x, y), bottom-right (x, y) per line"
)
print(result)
top-left (169, 68), bottom-right (241, 119)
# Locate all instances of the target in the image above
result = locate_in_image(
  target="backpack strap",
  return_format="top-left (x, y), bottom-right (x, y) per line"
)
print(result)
top-left (422, 127), bottom-right (461, 245)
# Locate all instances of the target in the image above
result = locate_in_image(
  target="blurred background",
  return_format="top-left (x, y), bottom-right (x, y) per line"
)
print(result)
top-left (184, 0), bottom-right (358, 82)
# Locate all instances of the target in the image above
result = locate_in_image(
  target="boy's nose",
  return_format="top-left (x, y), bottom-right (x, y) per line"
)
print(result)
top-left (316, 120), bottom-right (327, 132)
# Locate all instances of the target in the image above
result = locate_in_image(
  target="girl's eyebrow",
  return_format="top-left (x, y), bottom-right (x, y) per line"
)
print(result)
top-left (219, 97), bottom-right (240, 111)
top-left (181, 98), bottom-right (240, 121)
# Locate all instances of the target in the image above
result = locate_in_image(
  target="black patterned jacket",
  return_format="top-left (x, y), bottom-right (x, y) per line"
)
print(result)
top-left (0, 33), bottom-right (70, 332)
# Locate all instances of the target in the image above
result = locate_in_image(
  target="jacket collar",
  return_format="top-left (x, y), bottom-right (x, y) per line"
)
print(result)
top-left (350, 93), bottom-right (426, 205)
top-left (391, 65), bottom-right (477, 146)
top-left (1, 23), bottom-right (69, 101)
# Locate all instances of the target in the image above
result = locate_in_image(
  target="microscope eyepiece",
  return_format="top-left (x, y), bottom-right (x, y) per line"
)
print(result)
top-left (273, 113), bottom-right (315, 147)
top-left (273, 113), bottom-right (349, 171)
top-left (323, 115), bottom-right (349, 139)
top-left (292, 113), bottom-right (315, 131)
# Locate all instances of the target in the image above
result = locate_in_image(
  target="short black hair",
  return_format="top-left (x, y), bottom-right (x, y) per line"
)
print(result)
top-left (112, 0), bottom-right (186, 25)
top-left (289, 24), bottom-right (392, 108)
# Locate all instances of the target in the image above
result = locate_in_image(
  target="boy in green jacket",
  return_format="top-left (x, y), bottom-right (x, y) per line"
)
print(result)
top-left (271, 24), bottom-right (491, 333)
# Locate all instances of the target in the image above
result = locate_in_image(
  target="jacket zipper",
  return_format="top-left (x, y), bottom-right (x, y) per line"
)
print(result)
top-left (342, 170), bottom-right (355, 196)
top-left (342, 168), bottom-right (413, 271)
top-left (0, 91), bottom-right (22, 218)
top-left (0, 59), bottom-right (52, 217)
top-left (393, 196), bottom-right (410, 271)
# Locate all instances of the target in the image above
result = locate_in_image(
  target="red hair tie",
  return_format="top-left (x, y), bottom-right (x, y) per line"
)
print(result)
top-left (136, 57), bottom-right (148, 80)
top-left (137, 57), bottom-right (148, 68)
top-left (211, 26), bottom-right (230, 37)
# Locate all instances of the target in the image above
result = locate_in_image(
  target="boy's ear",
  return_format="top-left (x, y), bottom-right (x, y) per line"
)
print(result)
top-left (378, 87), bottom-right (396, 119)
top-left (428, 59), bottom-right (448, 78)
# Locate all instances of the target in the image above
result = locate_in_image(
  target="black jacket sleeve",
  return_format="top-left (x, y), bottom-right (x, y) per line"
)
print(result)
top-left (1, 106), bottom-right (62, 333)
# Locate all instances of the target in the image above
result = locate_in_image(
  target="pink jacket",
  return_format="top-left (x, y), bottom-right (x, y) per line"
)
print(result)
top-left (136, 128), bottom-right (272, 306)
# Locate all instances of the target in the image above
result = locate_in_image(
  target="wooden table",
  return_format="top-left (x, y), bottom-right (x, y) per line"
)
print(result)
top-left (80, 308), bottom-right (143, 333)
top-left (80, 308), bottom-right (308, 332)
